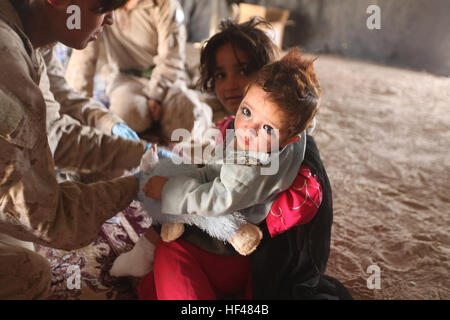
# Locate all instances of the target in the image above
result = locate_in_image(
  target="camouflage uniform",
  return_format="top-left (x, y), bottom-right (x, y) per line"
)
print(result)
top-left (43, 47), bottom-right (147, 180)
top-left (0, 234), bottom-right (52, 300)
top-left (0, 0), bottom-right (139, 299)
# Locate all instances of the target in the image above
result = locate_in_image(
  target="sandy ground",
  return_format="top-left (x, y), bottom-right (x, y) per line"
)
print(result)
top-left (309, 54), bottom-right (450, 299)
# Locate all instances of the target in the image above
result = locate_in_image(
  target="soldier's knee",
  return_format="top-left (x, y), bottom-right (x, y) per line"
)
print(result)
top-left (0, 248), bottom-right (52, 299)
top-left (26, 251), bottom-right (52, 299)
top-left (110, 90), bottom-right (152, 133)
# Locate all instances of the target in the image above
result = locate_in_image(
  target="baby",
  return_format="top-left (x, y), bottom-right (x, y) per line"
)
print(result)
top-left (110, 49), bottom-right (322, 277)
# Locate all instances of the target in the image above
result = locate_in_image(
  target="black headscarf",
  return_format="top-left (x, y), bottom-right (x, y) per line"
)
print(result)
top-left (251, 135), bottom-right (353, 300)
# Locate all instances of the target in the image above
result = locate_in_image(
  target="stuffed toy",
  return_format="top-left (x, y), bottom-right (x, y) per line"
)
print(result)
top-left (137, 146), bottom-right (263, 256)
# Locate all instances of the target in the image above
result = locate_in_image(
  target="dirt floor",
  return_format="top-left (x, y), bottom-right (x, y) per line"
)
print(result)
top-left (309, 54), bottom-right (450, 299)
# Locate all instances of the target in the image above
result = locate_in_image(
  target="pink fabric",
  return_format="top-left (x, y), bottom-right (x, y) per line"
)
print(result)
top-left (266, 165), bottom-right (322, 238)
top-left (215, 116), bottom-right (235, 145)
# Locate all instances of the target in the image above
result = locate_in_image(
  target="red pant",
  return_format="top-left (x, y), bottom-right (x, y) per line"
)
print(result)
top-left (138, 239), bottom-right (252, 300)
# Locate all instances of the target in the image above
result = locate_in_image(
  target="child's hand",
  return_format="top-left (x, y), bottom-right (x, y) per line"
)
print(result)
top-left (143, 176), bottom-right (168, 200)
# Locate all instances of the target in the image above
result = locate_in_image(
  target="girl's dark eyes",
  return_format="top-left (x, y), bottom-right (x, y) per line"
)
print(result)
top-left (263, 124), bottom-right (273, 133)
top-left (242, 107), bottom-right (251, 117)
top-left (239, 68), bottom-right (248, 76)
top-left (214, 72), bottom-right (225, 80)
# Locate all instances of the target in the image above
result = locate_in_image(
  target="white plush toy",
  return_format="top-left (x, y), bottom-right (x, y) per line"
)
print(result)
top-left (141, 146), bottom-right (257, 244)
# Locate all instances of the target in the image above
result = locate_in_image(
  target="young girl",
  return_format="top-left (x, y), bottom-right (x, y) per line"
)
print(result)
top-left (112, 48), bottom-right (327, 300)
top-left (200, 18), bottom-right (279, 116)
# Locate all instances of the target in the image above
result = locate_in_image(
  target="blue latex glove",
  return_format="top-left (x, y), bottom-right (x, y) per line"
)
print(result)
top-left (145, 143), bottom-right (174, 159)
top-left (111, 123), bottom-right (140, 141)
top-left (134, 171), bottom-right (143, 181)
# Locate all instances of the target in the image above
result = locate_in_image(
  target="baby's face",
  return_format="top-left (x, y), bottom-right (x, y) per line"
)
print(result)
top-left (234, 85), bottom-right (293, 152)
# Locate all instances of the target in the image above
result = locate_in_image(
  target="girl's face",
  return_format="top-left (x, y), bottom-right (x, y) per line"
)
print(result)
top-left (213, 43), bottom-right (252, 114)
top-left (52, 0), bottom-right (115, 50)
top-left (234, 85), bottom-right (295, 152)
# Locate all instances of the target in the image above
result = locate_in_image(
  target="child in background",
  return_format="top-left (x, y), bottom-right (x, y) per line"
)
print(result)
top-left (110, 50), bottom-right (323, 300)
top-left (200, 18), bottom-right (279, 116)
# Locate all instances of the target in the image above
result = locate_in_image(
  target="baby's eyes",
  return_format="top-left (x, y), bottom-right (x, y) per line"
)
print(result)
top-left (242, 107), bottom-right (251, 118)
top-left (263, 124), bottom-right (273, 134)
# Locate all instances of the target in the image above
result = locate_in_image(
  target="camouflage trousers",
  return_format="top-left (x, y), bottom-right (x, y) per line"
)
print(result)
top-left (0, 233), bottom-right (52, 299)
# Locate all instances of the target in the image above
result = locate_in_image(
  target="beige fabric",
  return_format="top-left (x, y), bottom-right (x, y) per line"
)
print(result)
top-left (160, 79), bottom-right (215, 140)
top-left (0, 235), bottom-right (52, 300)
top-left (66, 0), bottom-right (197, 133)
top-left (43, 47), bottom-right (146, 175)
top-left (67, 0), bottom-right (187, 101)
top-left (0, 0), bottom-right (139, 251)
top-left (65, 39), bottom-right (101, 98)
top-left (104, 0), bottom-right (187, 101)
top-left (108, 73), bottom-right (153, 133)
top-left (0, 232), bottom-right (35, 252)
top-left (44, 47), bottom-right (122, 134)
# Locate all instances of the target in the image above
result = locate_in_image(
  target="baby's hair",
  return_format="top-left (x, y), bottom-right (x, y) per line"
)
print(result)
top-left (250, 48), bottom-right (322, 137)
top-left (199, 17), bottom-right (279, 92)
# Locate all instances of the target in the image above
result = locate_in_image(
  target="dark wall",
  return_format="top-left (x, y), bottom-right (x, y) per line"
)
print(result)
top-left (240, 0), bottom-right (450, 76)
top-left (179, 0), bottom-right (213, 42)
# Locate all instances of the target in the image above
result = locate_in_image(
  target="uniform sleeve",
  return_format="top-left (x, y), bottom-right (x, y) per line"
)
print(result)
top-left (146, 0), bottom-right (187, 102)
top-left (41, 48), bottom-right (146, 174)
top-left (65, 40), bottom-right (100, 98)
top-left (265, 165), bottom-right (322, 238)
top-left (0, 135), bottom-right (139, 250)
top-left (44, 47), bottom-right (121, 133)
top-left (0, 31), bottom-right (139, 250)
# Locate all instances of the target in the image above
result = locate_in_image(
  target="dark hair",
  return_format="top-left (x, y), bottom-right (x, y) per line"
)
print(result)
top-left (199, 17), bottom-right (278, 92)
top-left (95, 0), bottom-right (128, 14)
top-left (251, 48), bottom-right (322, 136)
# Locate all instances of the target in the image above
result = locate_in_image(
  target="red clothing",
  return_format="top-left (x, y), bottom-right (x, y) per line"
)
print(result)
top-left (138, 239), bottom-right (252, 300)
top-left (266, 165), bottom-right (322, 237)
